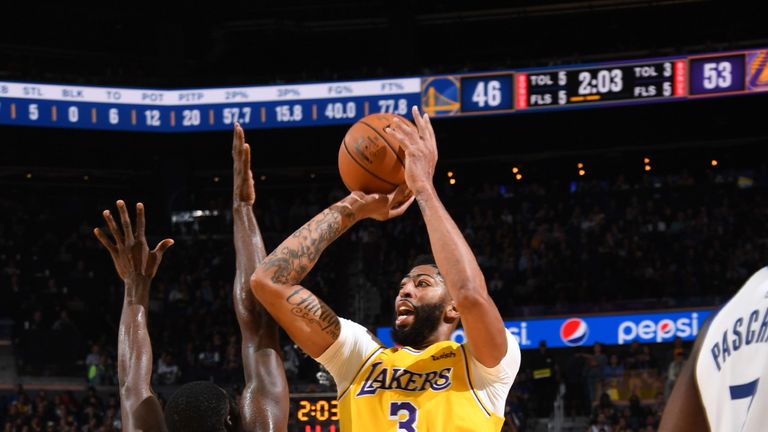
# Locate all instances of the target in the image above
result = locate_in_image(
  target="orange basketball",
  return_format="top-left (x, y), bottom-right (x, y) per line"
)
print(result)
top-left (338, 113), bottom-right (411, 194)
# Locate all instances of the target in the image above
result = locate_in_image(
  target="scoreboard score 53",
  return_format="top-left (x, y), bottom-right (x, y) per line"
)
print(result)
top-left (1, 47), bottom-right (766, 132)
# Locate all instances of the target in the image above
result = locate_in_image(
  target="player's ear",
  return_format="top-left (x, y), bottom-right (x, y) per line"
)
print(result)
top-left (445, 301), bottom-right (460, 323)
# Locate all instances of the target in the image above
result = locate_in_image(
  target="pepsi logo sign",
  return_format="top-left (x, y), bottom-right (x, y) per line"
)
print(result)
top-left (560, 318), bottom-right (589, 346)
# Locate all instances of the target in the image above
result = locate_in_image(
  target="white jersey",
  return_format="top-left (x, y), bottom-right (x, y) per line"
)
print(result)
top-left (696, 267), bottom-right (768, 432)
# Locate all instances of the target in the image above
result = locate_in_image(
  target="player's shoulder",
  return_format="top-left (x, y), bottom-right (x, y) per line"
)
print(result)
top-left (464, 330), bottom-right (521, 369)
top-left (698, 266), bottom-right (768, 341)
top-left (338, 317), bottom-right (384, 344)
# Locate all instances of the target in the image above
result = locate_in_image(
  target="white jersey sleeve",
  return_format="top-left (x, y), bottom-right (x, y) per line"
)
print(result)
top-left (695, 267), bottom-right (768, 432)
top-left (314, 318), bottom-right (383, 394)
top-left (465, 330), bottom-right (522, 417)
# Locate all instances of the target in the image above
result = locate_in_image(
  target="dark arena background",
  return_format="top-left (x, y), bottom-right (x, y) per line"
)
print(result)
top-left (1, 1), bottom-right (768, 431)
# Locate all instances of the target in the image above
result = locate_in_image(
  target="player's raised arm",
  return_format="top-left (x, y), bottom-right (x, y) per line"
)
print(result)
top-left (387, 106), bottom-right (508, 368)
top-left (93, 201), bottom-right (173, 432)
top-left (250, 185), bottom-right (413, 358)
top-left (231, 124), bottom-right (289, 431)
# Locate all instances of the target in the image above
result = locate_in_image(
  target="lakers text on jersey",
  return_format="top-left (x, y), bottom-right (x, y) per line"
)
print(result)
top-left (338, 340), bottom-right (505, 432)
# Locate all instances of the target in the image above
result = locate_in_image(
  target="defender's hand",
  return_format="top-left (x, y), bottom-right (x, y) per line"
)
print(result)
top-left (233, 123), bottom-right (255, 206)
top-left (386, 106), bottom-right (438, 197)
top-left (94, 200), bottom-right (174, 283)
top-left (346, 184), bottom-right (414, 221)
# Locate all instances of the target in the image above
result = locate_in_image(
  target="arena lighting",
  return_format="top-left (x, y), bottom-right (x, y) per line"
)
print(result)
top-left (644, 157), bottom-right (651, 164)
top-left (578, 169), bottom-right (586, 176)
top-left (449, 178), bottom-right (456, 185)
top-left (711, 159), bottom-right (718, 167)
top-left (577, 162), bottom-right (584, 169)
top-left (515, 173), bottom-right (523, 181)
top-left (260, 175), bottom-right (267, 181)
top-left (171, 209), bottom-right (221, 224)
top-left (447, 171), bottom-right (454, 178)
top-left (213, 176), bottom-right (221, 183)
top-left (512, 167), bottom-right (519, 174)
top-left (644, 165), bottom-right (652, 172)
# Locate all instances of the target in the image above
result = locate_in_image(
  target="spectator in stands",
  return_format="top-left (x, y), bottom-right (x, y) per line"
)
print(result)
top-left (51, 310), bottom-right (81, 374)
top-left (283, 343), bottom-right (300, 380)
top-left (664, 352), bottom-right (685, 398)
top-left (635, 345), bottom-right (655, 370)
top-left (588, 412), bottom-right (613, 432)
top-left (530, 340), bottom-right (558, 417)
top-left (86, 353), bottom-right (109, 386)
top-left (583, 343), bottom-right (607, 405)
top-left (197, 341), bottom-right (221, 372)
top-left (624, 341), bottom-right (641, 370)
top-left (19, 311), bottom-right (47, 373)
top-left (603, 354), bottom-right (624, 379)
top-left (84, 344), bottom-right (100, 372)
top-left (155, 352), bottom-right (182, 385)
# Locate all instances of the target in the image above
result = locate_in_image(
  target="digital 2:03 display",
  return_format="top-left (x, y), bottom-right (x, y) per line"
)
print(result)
top-left (293, 396), bottom-right (339, 432)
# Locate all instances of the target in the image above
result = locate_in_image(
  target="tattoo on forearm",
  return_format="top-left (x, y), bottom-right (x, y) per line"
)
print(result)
top-left (286, 287), bottom-right (341, 339)
top-left (260, 204), bottom-right (355, 285)
top-left (416, 196), bottom-right (429, 212)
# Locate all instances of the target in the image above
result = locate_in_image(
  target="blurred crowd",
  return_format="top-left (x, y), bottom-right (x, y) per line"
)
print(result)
top-left (510, 336), bottom-right (690, 431)
top-left (1, 157), bottom-right (767, 431)
top-left (1, 386), bottom-right (121, 432)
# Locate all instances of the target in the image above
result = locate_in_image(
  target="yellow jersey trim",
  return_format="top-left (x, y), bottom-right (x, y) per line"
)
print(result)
top-left (338, 346), bottom-right (384, 400)
top-left (460, 344), bottom-right (492, 417)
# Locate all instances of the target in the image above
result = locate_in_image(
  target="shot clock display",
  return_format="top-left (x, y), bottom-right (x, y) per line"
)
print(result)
top-left (1, 47), bottom-right (767, 132)
top-left (292, 394), bottom-right (340, 432)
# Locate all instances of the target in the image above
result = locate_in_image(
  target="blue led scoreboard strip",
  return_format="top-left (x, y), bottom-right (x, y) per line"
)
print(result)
top-left (0, 78), bottom-right (420, 132)
top-left (1, 47), bottom-right (767, 132)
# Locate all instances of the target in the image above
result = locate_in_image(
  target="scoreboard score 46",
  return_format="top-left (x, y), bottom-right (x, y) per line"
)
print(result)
top-left (0, 47), bottom-right (766, 132)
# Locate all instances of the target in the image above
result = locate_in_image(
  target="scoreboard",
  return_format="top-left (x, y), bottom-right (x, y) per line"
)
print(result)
top-left (0, 47), bottom-right (766, 132)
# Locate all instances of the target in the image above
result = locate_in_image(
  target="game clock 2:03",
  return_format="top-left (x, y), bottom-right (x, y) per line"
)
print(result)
top-left (295, 398), bottom-right (339, 432)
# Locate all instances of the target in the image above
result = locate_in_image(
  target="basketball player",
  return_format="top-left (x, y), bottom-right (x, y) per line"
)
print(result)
top-left (92, 125), bottom-right (288, 431)
top-left (250, 106), bottom-right (521, 431)
top-left (659, 267), bottom-right (768, 432)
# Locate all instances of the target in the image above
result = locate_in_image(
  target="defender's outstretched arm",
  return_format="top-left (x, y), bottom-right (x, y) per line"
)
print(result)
top-left (94, 200), bottom-right (173, 432)
top-left (231, 124), bottom-right (289, 431)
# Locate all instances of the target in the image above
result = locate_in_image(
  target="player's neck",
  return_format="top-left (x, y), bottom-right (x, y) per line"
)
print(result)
top-left (414, 326), bottom-right (455, 349)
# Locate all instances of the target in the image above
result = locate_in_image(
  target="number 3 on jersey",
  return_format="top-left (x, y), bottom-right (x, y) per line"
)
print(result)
top-left (389, 401), bottom-right (418, 432)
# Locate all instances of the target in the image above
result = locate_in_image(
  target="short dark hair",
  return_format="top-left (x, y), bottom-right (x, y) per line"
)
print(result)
top-left (164, 381), bottom-right (235, 432)
top-left (413, 254), bottom-right (437, 267)
top-left (412, 254), bottom-right (443, 282)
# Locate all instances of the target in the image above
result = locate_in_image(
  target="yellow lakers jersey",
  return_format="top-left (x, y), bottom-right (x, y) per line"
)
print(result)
top-left (337, 340), bottom-right (505, 432)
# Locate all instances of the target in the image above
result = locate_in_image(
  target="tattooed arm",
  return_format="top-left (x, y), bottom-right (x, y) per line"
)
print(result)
top-left (250, 188), bottom-right (413, 358)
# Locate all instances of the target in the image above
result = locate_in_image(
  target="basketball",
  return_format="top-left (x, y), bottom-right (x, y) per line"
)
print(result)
top-left (338, 113), bottom-right (411, 194)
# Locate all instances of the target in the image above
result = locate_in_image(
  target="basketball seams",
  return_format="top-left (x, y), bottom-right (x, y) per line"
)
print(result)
top-left (359, 120), bottom-right (405, 168)
top-left (341, 138), bottom-right (399, 188)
